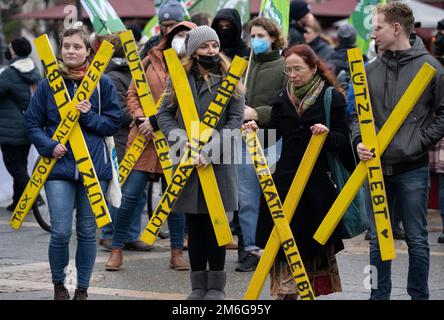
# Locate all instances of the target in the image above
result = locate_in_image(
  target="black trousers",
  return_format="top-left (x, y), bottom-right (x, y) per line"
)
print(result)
top-left (186, 213), bottom-right (226, 271)
top-left (1, 144), bottom-right (30, 205)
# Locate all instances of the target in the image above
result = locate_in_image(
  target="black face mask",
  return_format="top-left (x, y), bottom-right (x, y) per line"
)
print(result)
top-left (434, 33), bottom-right (444, 56)
top-left (4, 48), bottom-right (12, 61)
top-left (218, 28), bottom-right (238, 48)
top-left (197, 55), bottom-right (221, 70)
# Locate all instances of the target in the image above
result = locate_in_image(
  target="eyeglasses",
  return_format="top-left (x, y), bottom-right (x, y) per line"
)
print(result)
top-left (283, 66), bottom-right (309, 75)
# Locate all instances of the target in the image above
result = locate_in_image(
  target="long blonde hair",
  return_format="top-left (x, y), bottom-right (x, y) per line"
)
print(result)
top-left (167, 52), bottom-right (245, 106)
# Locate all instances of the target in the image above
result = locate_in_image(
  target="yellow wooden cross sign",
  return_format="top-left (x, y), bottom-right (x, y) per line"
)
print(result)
top-left (314, 61), bottom-right (436, 246)
top-left (244, 133), bottom-right (327, 299)
top-left (9, 35), bottom-right (115, 230)
top-left (347, 48), bottom-right (395, 261)
top-left (242, 129), bottom-right (321, 300)
top-left (117, 30), bottom-right (174, 186)
top-left (140, 49), bottom-right (248, 247)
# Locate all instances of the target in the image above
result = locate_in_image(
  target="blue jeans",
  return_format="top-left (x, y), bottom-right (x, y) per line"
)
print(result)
top-left (45, 179), bottom-right (108, 289)
top-left (237, 138), bottom-right (282, 252)
top-left (438, 174), bottom-right (444, 229)
top-left (100, 190), bottom-right (146, 243)
top-left (112, 170), bottom-right (185, 249)
top-left (366, 165), bottom-right (430, 300)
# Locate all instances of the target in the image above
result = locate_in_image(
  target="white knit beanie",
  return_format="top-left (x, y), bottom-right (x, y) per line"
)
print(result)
top-left (185, 25), bottom-right (220, 56)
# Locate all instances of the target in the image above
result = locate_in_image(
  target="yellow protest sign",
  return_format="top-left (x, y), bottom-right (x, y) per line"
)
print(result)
top-left (140, 51), bottom-right (248, 246)
top-left (314, 63), bottom-right (436, 245)
top-left (242, 129), bottom-right (316, 300)
top-left (118, 30), bottom-right (173, 186)
top-left (9, 35), bottom-right (114, 230)
top-left (347, 48), bottom-right (395, 261)
top-left (244, 133), bottom-right (327, 300)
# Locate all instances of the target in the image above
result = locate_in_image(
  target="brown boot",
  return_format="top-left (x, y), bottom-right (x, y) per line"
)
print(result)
top-left (169, 248), bottom-right (190, 271)
top-left (105, 248), bottom-right (123, 271)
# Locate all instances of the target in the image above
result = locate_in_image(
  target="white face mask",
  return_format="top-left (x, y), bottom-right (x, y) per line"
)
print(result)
top-left (171, 36), bottom-right (186, 57)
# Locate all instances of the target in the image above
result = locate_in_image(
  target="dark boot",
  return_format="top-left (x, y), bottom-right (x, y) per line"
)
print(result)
top-left (54, 283), bottom-right (70, 300)
top-left (187, 271), bottom-right (207, 300)
top-left (73, 288), bottom-right (88, 300)
top-left (203, 270), bottom-right (226, 300)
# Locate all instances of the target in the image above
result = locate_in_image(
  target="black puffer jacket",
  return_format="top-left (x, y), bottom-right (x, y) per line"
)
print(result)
top-left (0, 57), bottom-right (40, 145)
top-left (212, 8), bottom-right (250, 60)
top-left (105, 57), bottom-right (132, 162)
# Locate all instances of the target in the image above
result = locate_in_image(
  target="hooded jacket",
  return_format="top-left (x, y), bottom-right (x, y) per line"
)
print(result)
top-left (351, 37), bottom-right (444, 174)
top-left (211, 8), bottom-right (250, 60)
top-left (0, 57), bottom-right (41, 145)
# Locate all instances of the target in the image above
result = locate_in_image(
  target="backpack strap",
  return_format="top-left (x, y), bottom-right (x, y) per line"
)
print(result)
top-left (323, 86), bottom-right (334, 129)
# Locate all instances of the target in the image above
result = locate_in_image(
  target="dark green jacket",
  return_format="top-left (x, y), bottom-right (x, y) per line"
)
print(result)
top-left (246, 49), bottom-right (286, 127)
top-left (0, 57), bottom-right (40, 145)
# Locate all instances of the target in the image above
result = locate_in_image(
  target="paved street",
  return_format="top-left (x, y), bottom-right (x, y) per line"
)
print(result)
top-left (0, 207), bottom-right (443, 300)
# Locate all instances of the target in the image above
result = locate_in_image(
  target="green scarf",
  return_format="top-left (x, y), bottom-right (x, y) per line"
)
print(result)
top-left (287, 74), bottom-right (325, 115)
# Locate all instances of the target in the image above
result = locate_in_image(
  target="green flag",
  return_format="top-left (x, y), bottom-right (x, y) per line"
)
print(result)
top-left (259, 0), bottom-right (290, 37)
top-left (81, 0), bottom-right (126, 35)
top-left (349, 0), bottom-right (387, 54)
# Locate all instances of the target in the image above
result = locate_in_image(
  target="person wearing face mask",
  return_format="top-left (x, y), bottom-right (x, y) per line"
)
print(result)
top-left (25, 25), bottom-right (121, 300)
top-left (211, 8), bottom-right (250, 60)
top-left (243, 44), bottom-right (348, 299)
top-left (105, 21), bottom-right (197, 273)
top-left (139, 0), bottom-right (185, 60)
top-left (0, 37), bottom-right (41, 212)
top-left (233, 16), bottom-right (287, 273)
top-left (157, 25), bottom-right (245, 300)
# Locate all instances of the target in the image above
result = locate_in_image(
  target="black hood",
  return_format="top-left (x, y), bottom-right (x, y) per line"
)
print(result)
top-left (212, 8), bottom-right (243, 49)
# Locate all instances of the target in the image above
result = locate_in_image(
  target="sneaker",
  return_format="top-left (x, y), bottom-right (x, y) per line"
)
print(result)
top-left (54, 283), bottom-right (70, 300)
top-left (235, 252), bottom-right (259, 272)
top-left (123, 240), bottom-right (154, 251)
top-left (438, 233), bottom-right (444, 244)
top-left (73, 288), bottom-right (88, 300)
top-left (98, 238), bottom-right (112, 251)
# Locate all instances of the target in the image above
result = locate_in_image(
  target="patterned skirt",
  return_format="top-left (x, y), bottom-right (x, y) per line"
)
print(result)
top-left (270, 245), bottom-right (342, 300)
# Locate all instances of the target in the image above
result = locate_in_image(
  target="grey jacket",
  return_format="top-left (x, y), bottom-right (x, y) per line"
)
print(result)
top-left (156, 68), bottom-right (245, 214)
top-left (351, 37), bottom-right (444, 171)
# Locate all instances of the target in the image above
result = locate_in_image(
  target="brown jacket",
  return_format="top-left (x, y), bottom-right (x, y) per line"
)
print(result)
top-left (126, 21), bottom-right (196, 174)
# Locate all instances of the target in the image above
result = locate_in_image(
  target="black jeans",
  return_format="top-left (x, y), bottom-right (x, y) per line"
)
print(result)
top-left (1, 144), bottom-right (31, 205)
top-left (186, 214), bottom-right (226, 271)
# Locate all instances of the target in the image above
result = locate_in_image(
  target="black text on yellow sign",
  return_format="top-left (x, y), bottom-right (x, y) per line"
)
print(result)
top-left (313, 63), bottom-right (436, 245)
top-left (243, 130), bottom-right (315, 300)
top-left (118, 30), bottom-right (173, 186)
top-left (348, 48), bottom-right (395, 261)
top-left (244, 133), bottom-right (327, 300)
top-left (9, 35), bottom-right (114, 230)
top-left (140, 51), bottom-right (248, 246)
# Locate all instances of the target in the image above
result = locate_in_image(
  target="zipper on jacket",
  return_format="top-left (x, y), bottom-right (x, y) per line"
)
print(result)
top-left (326, 171), bottom-right (337, 189)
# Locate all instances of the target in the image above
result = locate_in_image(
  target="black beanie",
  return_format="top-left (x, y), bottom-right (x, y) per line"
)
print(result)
top-left (438, 18), bottom-right (444, 31)
top-left (11, 37), bottom-right (32, 57)
top-left (290, 0), bottom-right (310, 22)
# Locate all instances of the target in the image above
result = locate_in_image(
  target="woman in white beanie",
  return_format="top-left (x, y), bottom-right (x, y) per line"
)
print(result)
top-left (157, 25), bottom-right (245, 300)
